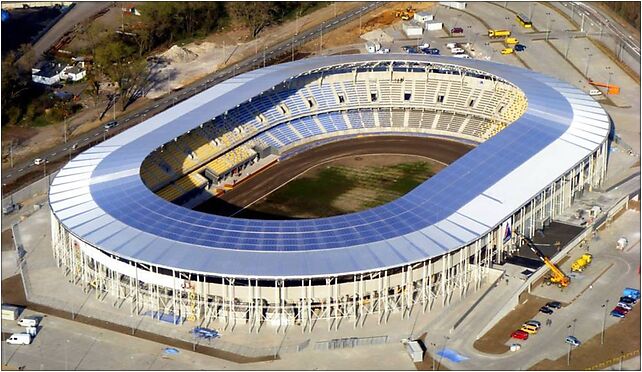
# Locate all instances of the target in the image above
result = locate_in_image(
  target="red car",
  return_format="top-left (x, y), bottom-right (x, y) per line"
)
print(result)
top-left (613, 306), bottom-right (629, 315)
top-left (511, 330), bottom-right (529, 340)
top-left (451, 27), bottom-right (464, 34)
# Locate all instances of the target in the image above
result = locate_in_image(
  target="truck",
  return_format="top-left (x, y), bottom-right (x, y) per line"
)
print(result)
top-left (505, 37), bottom-right (519, 45)
top-left (488, 29), bottom-right (511, 38)
top-left (623, 288), bottom-right (640, 301)
top-left (570, 253), bottom-right (592, 272)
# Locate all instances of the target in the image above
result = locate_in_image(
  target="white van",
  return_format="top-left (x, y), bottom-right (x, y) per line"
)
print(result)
top-left (450, 47), bottom-right (465, 54)
top-left (589, 89), bottom-right (602, 96)
top-left (6, 333), bottom-right (31, 345)
top-left (17, 317), bottom-right (38, 327)
top-left (446, 42), bottom-right (458, 49)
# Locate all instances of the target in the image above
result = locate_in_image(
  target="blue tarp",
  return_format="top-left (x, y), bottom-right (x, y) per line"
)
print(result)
top-left (436, 348), bottom-right (468, 363)
top-left (144, 311), bottom-right (184, 325)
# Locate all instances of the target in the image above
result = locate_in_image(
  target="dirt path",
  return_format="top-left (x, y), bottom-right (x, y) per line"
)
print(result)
top-left (473, 293), bottom-right (550, 354)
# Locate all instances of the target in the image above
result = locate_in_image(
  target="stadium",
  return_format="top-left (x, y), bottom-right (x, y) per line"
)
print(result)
top-left (49, 55), bottom-right (610, 332)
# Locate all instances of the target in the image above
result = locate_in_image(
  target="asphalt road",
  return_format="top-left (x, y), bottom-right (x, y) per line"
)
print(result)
top-left (562, 2), bottom-right (641, 58)
top-left (195, 136), bottom-right (474, 217)
top-left (29, 2), bottom-right (109, 59)
top-left (1, 2), bottom-right (383, 189)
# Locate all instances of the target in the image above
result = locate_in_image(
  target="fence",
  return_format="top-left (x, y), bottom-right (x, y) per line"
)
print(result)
top-left (2, 172), bottom-right (56, 206)
top-left (314, 335), bottom-right (389, 351)
top-left (585, 349), bottom-right (640, 370)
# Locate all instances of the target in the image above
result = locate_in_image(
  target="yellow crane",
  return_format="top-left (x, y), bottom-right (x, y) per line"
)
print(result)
top-left (515, 232), bottom-right (570, 288)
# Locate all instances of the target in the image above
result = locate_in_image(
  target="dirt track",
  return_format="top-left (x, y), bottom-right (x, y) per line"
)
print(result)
top-left (195, 136), bottom-right (474, 216)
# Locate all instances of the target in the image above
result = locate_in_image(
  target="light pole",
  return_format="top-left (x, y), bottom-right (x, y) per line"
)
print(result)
top-left (546, 12), bottom-right (551, 32)
top-left (9, 140), bottom-right (13, 168)
top-left (65, 339), bottom-right (69, 370)
top-left (619, 351), bottom-right (624, 370)
top-left (320, 21), bottom-right (324, 53)
top-left (546, 19), bottom-right (555, 41)
top-left (585, 53), bottom-right (593, 77)
top-left (529, 3), bottom-right (536, 21)
top-left (565, 36), bottom-right (572, 58)
top-left (567, 342), bottom-right (571, 366)
top-left (601, 299), bottom-right (609, 344)
top-left (606, 67), bottom-right (613, 89)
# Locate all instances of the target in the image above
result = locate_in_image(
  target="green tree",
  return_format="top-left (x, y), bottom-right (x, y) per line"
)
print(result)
top-left (226, 2), bottom-right (277, 38)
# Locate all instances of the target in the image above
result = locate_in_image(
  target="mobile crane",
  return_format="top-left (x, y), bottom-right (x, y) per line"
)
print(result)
top-left (515, 232), bottom-right (570, 288)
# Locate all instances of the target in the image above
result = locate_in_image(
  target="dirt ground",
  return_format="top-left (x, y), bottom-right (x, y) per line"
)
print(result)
top-left (1, 229), bottom-right (14, 251)
top-left (473, 292), bottom-right (551, 354)
top-left (299, 2), bottom-right (434, 53)
top-left (529, 304), bottom-right (641, 370)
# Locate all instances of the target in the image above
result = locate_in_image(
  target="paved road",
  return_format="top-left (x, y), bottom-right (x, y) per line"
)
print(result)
top-left (2, 2), bottom-right (383, 188)
top-left (195, 136), bottom-right (474, 217)
top-left (29, 2), bottom-right (109, 59)
top-left (561, 2), bottom-right (641, 58)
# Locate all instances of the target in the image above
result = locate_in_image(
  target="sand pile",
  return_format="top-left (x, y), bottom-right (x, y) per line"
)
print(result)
top-left (160, 45), bottom-right (199, 64)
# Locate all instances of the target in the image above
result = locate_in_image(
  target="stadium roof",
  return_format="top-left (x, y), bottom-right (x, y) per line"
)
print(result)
top-left (49, 55), bottom-right (610, 279)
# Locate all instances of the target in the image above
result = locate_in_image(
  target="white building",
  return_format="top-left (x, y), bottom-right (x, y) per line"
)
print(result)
top-left (402, 22), bottom-right (423, 38)
top-left (414, 11), bottom-right (434, 23)
top-left (424, 21), bottom-right (444, 31)
top-left (61, 63), bottom-right (86, 82)
top-left (31, 61), bottom-right (65, 85)
top-left (439, 1), bottom-right (466, 10)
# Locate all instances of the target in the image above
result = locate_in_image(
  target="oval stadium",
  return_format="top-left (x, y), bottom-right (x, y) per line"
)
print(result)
top-left (49, 55), bottom-right (610, 331)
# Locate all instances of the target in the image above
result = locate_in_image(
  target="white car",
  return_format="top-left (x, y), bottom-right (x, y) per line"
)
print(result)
top-left (617, 302), bottom-right (633, 311)
top-left (453, 54), bottom-right (472, 59)
top-left (34, 158), bottom-right (45, 165)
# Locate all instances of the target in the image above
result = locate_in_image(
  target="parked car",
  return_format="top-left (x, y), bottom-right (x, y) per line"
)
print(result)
top-left (565, 336), bottom-right (581, 347)
top-left (104, 120), bottom-right (119, 129)
top-left (426, 48), bottom-right (440, 55)
top-left (619, 296), bottom-right (637, 305)
top-left (514, 44), bottom-right (527, 52)
top-left (610, 310), bottom-right (626, 318)
top-left (2, 203), bottom-right (19, 215)
top-left (451, 27), bottom-right (464, 34)
top-left (525, 320), bottom-right (541, 330)
top-left (520, 325), bottom-right (538, 334)
top-left (547, 301), bottom-right (562, 309)
top-left (34, 158), bottom-right (45, 165)
top-left (613, 306), bottom-right (629, 315)
top-left (539, 306), bottom-right (554, 315)
top-left (511, 330), bottom-right (529, 340)
top-left (617, 302), bottom-right (633, 311)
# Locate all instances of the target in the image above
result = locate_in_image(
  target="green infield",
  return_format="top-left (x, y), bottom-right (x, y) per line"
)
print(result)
top-left (236, 155), bottom-right (440, 219)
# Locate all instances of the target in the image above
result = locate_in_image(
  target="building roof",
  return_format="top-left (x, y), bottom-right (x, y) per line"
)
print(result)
top-left (33, 61), bottom-right (65, 78)
top-left (48, 55), bottom-right (610, 279)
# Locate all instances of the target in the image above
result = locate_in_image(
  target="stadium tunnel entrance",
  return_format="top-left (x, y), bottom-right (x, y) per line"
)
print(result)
top-left (194, 135), bottom-right (474, 219)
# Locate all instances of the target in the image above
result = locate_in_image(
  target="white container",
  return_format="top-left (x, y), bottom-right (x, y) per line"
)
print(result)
top-left (405, 340), bottom-right (424, 362)
top-left (414, 12), bottom-right (434, 23)
top-left (1, 305), bottom-right (20, 321)
top-left (440, 1), bottom-right (466, 10)
top-left (424, 21), bottom-right (443, 31)
top-left (402, 22), bottom-right (424, 38)
top-left (6, 333), bottom-right (31, 345)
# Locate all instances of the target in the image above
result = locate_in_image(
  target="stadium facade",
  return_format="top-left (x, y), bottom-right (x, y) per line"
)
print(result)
top-left (49, 55), bottom-right (610, 332)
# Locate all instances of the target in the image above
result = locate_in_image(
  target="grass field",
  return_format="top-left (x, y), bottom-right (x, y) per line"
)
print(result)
top-left (236, 154), bottom-right (441, 219)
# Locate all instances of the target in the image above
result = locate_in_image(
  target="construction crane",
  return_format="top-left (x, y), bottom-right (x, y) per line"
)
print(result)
top-left (515, 232), bottom-right (570, 288)
top-left (588, 79), bottom-right (620, 95)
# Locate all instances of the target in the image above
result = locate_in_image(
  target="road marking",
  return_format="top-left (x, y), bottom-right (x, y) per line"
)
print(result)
top-left (18, 169), bottom-right (23, 172)
top-left (51, 152), bottom-right (56, 156)
top-left (94, 133), bottom-right (100, 136)
top-left (6, 173), bottom-right (11, 177)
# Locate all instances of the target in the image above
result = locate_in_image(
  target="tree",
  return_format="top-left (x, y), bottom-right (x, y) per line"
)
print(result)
top-left (226, 2), bottom-right (277, 38)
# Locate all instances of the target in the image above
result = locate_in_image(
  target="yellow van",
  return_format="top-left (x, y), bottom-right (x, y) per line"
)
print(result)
top-left (520, 324), bottom-right (538, 334)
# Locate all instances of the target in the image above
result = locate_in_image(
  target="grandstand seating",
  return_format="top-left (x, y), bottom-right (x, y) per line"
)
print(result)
top-left (141, 66), bottom-right (528, 195)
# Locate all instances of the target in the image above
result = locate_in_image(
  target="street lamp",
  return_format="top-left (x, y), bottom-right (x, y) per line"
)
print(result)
top-left (585, 53), bottom-right (593, 77)
top-left (601, 299), bottom-right (609, 344)
top-left (529, 3), bottom-right (536, 22)
top-left (546, 12), bottom-right (551, 32)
